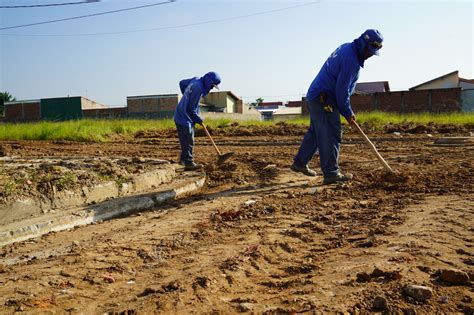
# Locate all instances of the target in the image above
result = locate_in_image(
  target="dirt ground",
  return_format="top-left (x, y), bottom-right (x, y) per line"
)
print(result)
top-left (0, 122), bottom-right (473, 313)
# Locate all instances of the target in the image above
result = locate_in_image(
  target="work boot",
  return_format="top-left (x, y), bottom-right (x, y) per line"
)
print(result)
top-left (184, 162), bottom-right (203, 171)
top-left (323, 172), bottom-right (353, 185)
top-left (290, 163), bottom-right (317, 177)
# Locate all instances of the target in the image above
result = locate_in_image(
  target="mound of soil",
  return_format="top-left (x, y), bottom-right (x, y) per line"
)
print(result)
top-left (384, 122), bottom-right (470, 134)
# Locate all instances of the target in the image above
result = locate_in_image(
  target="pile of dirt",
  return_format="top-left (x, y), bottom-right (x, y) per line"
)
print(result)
top-left (384, 122), bottom-right (471, 134)
top-left (204, 155), bottom-right (280, 188)
top-left (134, 122), bottom-right (309, 139)
top-left (133, 122), bottom-right (473, 140)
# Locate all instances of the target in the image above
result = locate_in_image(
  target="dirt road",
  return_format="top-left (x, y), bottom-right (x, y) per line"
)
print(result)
top-left (0, 124), bottom-right (473, 313)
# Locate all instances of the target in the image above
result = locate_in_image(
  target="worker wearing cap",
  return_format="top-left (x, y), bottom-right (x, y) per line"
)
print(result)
top-left (291, 29), bottom-right (383, 184)
top-left (174, 71), bottom-right (221, 171)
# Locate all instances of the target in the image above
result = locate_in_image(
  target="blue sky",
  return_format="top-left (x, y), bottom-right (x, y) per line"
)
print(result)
top-left (1, 0), bottom-right (473, 106)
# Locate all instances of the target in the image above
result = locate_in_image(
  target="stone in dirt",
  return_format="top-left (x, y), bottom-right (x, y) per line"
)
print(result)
top-left (438, 268), bottom-right (470, 285)
top-left (237, 303), bottom-right (254, 312)
top-left (372, 295), bottom-right (388, 310)
top-left (404, 284), bottom-right (433, 302)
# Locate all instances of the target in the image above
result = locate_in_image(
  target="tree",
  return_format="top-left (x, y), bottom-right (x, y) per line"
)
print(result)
top-left (0, 91), bottom-right (16, 117)
top-left (250, 97), bottom-right (264, 107)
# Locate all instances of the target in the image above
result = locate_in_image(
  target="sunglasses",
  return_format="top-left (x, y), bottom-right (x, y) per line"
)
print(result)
top-left (369, 41), bottom-right (383, 50)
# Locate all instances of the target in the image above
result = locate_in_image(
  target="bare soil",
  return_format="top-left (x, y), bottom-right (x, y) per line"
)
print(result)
top-left (0, 123), bottom-right (473, 313)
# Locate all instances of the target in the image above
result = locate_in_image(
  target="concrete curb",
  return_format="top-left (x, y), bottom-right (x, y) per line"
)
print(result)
top-left (0, 173), bottom-right (205, 247)
top-left (0, 162), bottom-right (177, 226)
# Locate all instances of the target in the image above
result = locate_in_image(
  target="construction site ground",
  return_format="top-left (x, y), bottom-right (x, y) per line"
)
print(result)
top-left (0, 122), bottom-right (473, 313)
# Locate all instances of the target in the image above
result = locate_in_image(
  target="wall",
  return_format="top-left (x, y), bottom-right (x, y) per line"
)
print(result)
top-left (202, 112), bottom-right (262, 121)
top-left (460, 81), bottom-right (474, 90)
top-left (350, 88), bottom-right (461, 113)
top-left (41, 97), bottom-right (83, 120)
top-left (235, 99), bottom-right (243, 113)
top-left (127, 94), bottom-right (178, 118)
top-left (82, 107), bottom-right (128, 118)
top-left (4, 101), bottom-right (41, 122)
top-left (461, 89), bottom-right (474, 112)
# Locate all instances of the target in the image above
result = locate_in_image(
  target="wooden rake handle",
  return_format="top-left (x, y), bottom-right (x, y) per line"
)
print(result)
top-left (352, 121), bottom-right (394, 173)
top-left (201, 123), bottom-right (222, 156)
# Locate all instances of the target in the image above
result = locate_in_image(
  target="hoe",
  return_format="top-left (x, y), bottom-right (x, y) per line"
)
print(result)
top-left (352, 121), bottom-right (393, 173)
top-left (201, 123), bottom-right (234, 164)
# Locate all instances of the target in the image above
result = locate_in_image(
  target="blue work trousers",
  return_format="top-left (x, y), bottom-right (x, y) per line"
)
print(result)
top-left (176, 123), bottom-right (195, 164)
top-left (293, 99), bottom-right (342, 177)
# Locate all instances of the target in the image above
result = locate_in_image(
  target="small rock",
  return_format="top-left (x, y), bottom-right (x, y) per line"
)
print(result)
top-left (132, 156), bottom-right (146, 163)
top-left (103, 274), bottom-right (115, 283)
top-left (404, 284), bottom-right (433, 302)
top-left (237, 303), bottom-right (254, 312)
top-left (393, 132), bottom-right (401, 136)
top-left (439, 268), bottom-right (469, 285)
top-left (263, 164), bottom-right (277, 170)
top-left (356, 272), bottom-right (371, 283)
top-left (462, 295), bottom-right (472, 303)
top-left (402, 307), bottom-right (417, 315)
top-left (439, 295), bottom-right (449, 304)
top-left (60, 270), bottom-right (73, 277)
top-left (244, 200), bottom-right (256, 205)
top-left (468, 271), bottom-right (474, 281)
top-left (372, 295), bottom-right (388, 310)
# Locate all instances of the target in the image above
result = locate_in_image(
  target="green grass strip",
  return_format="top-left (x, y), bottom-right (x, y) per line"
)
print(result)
top-left (0, 112), bottom-right (472, 142)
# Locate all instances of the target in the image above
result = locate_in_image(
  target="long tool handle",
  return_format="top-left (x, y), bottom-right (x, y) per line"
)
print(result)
top-left (352, 121), bottom-right (393, 173)
top-left (201, 124), bottom-right (222, 155)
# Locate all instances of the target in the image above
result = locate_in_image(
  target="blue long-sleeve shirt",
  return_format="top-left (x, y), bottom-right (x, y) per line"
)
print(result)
top-left (174, 77), bottom-right (204, 127)
top-left (174, 72), bottom-right (221, 127)
top-left (306, 40), bottom-right (365, 119)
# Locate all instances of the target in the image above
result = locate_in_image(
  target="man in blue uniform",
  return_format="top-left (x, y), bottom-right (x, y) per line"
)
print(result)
top-left (174, 71), bottom-right (221, 171)
top-left (291, 29), bottom-right (383, 184)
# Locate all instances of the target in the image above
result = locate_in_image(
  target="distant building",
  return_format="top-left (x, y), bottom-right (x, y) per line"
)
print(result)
top-left (409, 70), bottom-right (474, 111)
top-left (409, 70), bottom-right (472, 90)
top-left (256, 104), bottom-right (302, 121)
top-left (4, 96), bottom-right (106, 122)
top-left (201, 91), bottom-right (242, 113)
top-left (355, 81), bottom-right (390, 94)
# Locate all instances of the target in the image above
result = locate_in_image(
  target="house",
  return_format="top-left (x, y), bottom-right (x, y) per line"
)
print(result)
top-left (409, 70), bottom-right (474, 111)
top-left (409, 70), bottom-right (472, 90)
top-left (201, 91), bottom-right (242, 113)
top-left (355, 81), bottom-right (390, 94)
top-left (256, 104), bottom-right (302, 121)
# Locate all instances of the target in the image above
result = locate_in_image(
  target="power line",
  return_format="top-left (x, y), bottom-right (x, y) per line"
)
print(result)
top-left (0, 1), bottom-right (100, 9)
top-left (0, 0), bottom-right (176, 31)
top-left (0, 1), bottom-right (320, 36)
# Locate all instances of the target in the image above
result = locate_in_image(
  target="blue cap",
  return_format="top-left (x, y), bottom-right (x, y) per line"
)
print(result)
top-left (361, 29), bottom-right (383, 56)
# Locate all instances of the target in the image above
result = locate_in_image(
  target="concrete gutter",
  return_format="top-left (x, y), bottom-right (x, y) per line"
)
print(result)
top-left (0, 173), bottom-right (205, 247)
top-left (0, 160), bottom-right (177, 226)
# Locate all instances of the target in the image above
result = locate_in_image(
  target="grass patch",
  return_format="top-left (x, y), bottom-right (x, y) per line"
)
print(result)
top-left (0, 112), bottom-right (472, 142)
top-left (354, 111), bottom-right (474, 128)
